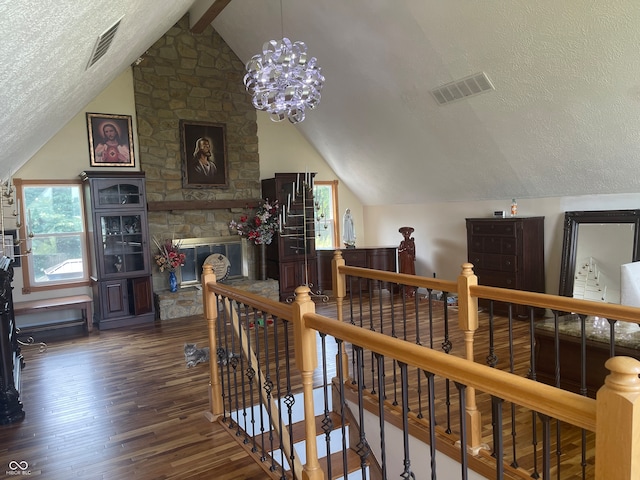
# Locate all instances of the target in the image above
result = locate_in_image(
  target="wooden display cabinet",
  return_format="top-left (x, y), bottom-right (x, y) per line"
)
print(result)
top-left (80, 171), bottom-right (154, 329)
top-left (262, 173), bottom-right (317, 301)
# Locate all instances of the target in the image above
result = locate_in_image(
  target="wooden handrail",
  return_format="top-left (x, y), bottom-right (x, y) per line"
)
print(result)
top-left (471, 284), bottom-right (640, 323)
top-left (203, 280), bottom-right (293, 321)
top-left (337, 264), bottom-right (458, 292)
top-left (304, 311), bottom-right (597, 431)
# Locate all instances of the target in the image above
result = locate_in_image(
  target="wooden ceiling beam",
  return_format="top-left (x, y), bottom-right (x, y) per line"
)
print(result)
top-left (190, 0), bottom-right (233, 34)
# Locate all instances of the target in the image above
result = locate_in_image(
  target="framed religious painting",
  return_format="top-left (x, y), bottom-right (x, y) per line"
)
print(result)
top-left (86, 113), bottom-right (135, 167)
top-left (180, 120), bottom-right (228, 188)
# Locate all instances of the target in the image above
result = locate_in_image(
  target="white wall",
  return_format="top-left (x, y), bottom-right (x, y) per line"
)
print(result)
top-left (364, 193), bottom-right (640, 295)
top-left (257, 112), bottom-right (366, 247)
top-left (16, 69), bottom-right (140, 180)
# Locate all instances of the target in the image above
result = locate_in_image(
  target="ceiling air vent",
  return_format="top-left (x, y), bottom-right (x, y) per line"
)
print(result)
top-left (86, 17), bottom-right (123, 69)
top-left (430, 72), bottom-right (495, 106)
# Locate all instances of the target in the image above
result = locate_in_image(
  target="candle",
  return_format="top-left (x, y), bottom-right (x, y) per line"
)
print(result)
top-left (28, 208), bottom-right (32, 236)
top-left (16, 198), bottom-right (20, 226)
top-left (287, 193), bottom-right (291, 212)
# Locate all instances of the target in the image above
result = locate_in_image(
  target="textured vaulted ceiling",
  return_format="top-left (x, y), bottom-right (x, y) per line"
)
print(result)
top-left (2, 1), bottom-right (640, 206)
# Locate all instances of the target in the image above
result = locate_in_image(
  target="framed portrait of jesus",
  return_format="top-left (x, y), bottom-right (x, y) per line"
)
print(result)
top-left (180, 120), bottom-right (228, 188)
top-left (86, 113), bottom-right (135, 167)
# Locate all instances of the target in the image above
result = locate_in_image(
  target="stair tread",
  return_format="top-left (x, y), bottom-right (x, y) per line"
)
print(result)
top-left (290, 411), bottom-right (347, 443)
top-left (252, 411), bottom-right (347, 450)
top-left (318, 448), bottom-right (368, 480)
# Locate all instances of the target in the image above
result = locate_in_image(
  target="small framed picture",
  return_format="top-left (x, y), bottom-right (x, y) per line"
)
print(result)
top-left (180, 120), bottom-right (228, 188)
top-left (1, 230), bottom-right (20, 267)
top-left (86, 113), bottom-right (135, 167)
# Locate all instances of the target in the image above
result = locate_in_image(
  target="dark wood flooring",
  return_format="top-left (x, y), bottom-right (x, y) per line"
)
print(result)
top-left (1, 317), bottom-right (267, 479)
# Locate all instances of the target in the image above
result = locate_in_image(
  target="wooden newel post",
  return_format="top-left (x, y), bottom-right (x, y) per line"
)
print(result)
top-left (457, 263), bottom-right (483, 452)
top-left (332, 250), bottom-right (349, 380)
top-left (293, 285), bottom-right (324, 480)
top-left (202, 264), bottom-right (223, 421)
top-left (595, 356), bottom-right (640, 479)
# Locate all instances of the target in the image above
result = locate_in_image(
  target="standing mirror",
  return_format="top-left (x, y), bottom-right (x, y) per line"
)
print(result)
top-left (559, 209), bottom-right (640, 303)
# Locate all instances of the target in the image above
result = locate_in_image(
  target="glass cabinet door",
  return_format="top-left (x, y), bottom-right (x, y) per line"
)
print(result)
top-left (93, 179), bottom-right (144, 209)
top-left (98, 213), bottom-right (147, 275)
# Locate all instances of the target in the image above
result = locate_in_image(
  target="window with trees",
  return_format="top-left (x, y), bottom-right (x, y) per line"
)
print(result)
top-left (313, 180), bottom-right (339, 249)
top-left (16, 180), bottom-right (89, 292)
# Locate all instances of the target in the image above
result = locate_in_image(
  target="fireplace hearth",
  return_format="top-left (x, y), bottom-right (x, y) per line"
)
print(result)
top-left (153, 236), bottom-right (280, 320)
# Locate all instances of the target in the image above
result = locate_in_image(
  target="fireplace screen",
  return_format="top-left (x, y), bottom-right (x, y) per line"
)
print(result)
top-left (179, 237), bottom-right (246, 286)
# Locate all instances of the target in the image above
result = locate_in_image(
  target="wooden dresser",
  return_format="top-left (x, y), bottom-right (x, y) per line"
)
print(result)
top-left (466, 217), bottom-right (545, 316)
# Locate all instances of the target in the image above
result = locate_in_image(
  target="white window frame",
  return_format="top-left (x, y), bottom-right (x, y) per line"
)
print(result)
top-left (313, 180), bottom-right (339, 249)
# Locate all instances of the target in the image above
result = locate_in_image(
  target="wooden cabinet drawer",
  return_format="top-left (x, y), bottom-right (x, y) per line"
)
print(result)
top-left (470, 235), bottom-right (518, 255)
top-left (342, 250), bottom-right (367, 267)
top-left (476, 270), bottom-right (517, 289)
top-left (471, 221), bottom-right (516, 236)
top-left (501, 255), bottom-right (517, 272)
top-left (469, 253), bottom-right (517, 273)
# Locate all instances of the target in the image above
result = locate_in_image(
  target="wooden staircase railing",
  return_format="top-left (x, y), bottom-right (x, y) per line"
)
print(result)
top-left (202, 253), bottom-right (640, 479)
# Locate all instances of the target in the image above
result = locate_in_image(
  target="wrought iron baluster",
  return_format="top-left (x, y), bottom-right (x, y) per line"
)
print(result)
top-left (237, 305), bottom-right (248, 440)
top-left (271, 312), bottom-right (286, 479)
top-left (334, 337), bottom-right (346, 478)
top-left (376, 353), bottom-right (388, 480)
top-left (244, 305), bottom-right (257, 453)
top-left (539, 413), bottom-right (551, 480)
top-left (356, 346), bottom-right (371, 477)
top-left (399, 362), bottom-right (415, 479)
top-left (231, 301), bottom-right (242, 437)
top-left (491, 396), bottom-right (504, 479)
top-left (424, 370), bottom-right (437, 480)
top-left (486, 302), bottom-right (498, 367)
top-left (455, 382), bottom-right (468, 480)
top-left (320, 333), bottom-right (333, 480)
top-left (260, 309), bottom-right (278, 473)
top-left (507, 304), bottom-right (518, 469)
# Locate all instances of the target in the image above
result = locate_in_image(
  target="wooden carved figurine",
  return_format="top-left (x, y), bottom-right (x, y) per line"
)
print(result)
top-left (398, 226), bottom-right (416, 297)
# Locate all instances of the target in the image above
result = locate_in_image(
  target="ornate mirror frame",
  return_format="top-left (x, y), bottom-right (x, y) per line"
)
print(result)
top-left (558, 209), bottom-right (640, 298)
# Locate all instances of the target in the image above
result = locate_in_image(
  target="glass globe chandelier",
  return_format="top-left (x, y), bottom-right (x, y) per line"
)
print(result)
top-left (244, 37), bottom-right (325, 124)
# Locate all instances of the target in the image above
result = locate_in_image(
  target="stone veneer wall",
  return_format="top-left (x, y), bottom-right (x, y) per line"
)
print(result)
top-left (132, 15), bottom-right (260, 294)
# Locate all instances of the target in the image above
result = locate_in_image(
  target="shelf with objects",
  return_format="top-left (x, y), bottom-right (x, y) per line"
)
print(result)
top-left (262, 172), bottom-right (326, 302)
top-left (80, 171), bottom-right (154, 329)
